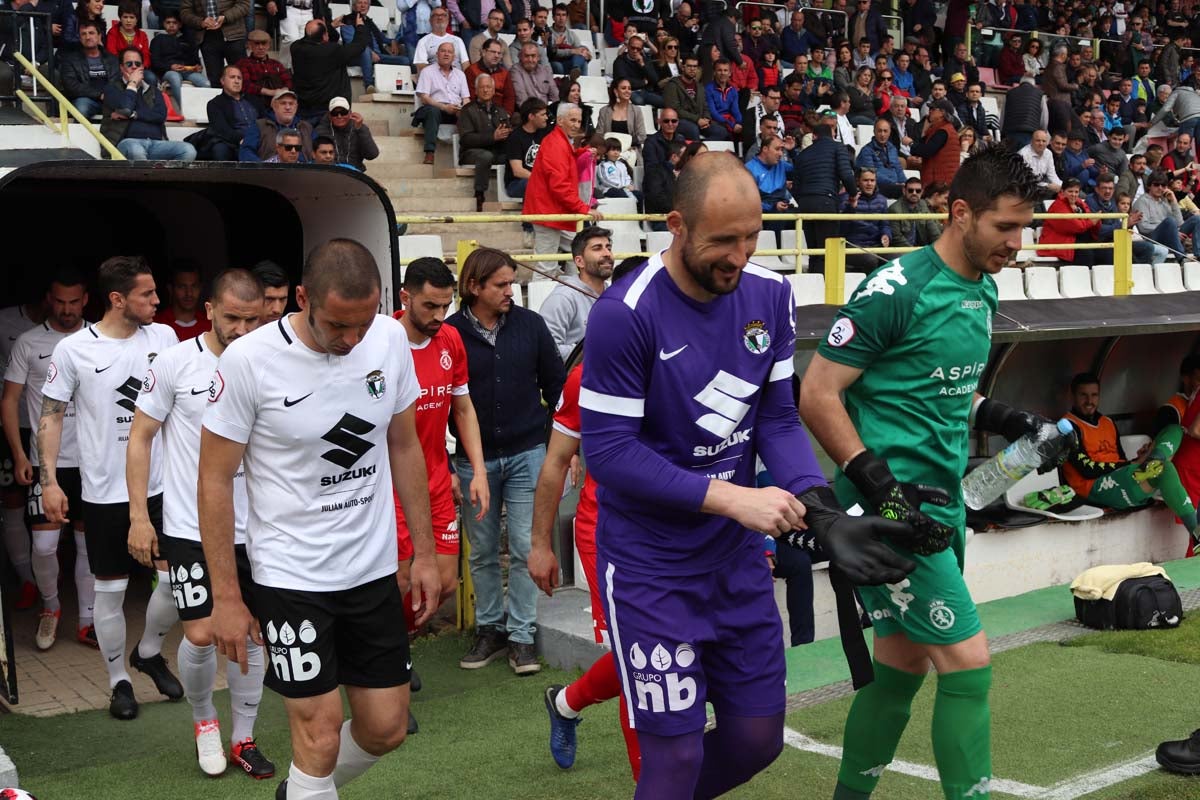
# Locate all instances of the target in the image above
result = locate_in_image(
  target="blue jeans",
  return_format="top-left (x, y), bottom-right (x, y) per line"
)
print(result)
top-left (550, 53), bottom-right (587, 74)
top-left (412, 104), bottom-right (446, 153)
top-left (631, 89), bottom-right (663, 107)
top-left (1133, 238), bottom-right (1168, 264)
top-left (359, 49), bottom-right (412, 88)
top-left (1177, 116), bottom-right (1200, 143)
top-left (118, 138), bottom-right (197, 160)
top-left (1150, 216), bottom-right (1200, 257)
top-left (506, 178), bottom-right (528, 197)
top-left (162, 69), bottom-right (210, 106)
top-left (456, 445), bottom-right (545, 644)
top-left (73, 97), bottom-right (101, 118)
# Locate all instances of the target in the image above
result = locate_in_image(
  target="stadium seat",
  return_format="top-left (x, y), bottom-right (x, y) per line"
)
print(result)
top-left (602, 47), bottom-right (621, 74)
top-left (1154, 262), bottom-right (1187, 293)
top-left (510, 282), bottom-right (524, 306)
top-left (495, 165), bottom-right (518, 203)
top-left (993, 267), bottom-right (1026, 301)
top-left (1024, 266), bottom-right (1062, 299)
top-left (1004, 467), bottom-right (1103, 521)
top-left (787, 273), bottom-right (825, 306)
top-left (397, 235), bottom-right (444, 274)
top-left (1058, 264), bottom-right (1095, 298)
top-left (645, 230), bottom-right (672, 253)
top-left (638, 104), bottom-right (656, 134)
top-left (375, 64), bottom-right (414, 94)
top-left (753, 230), bottom-right (790, 270)
top-left (844, 272), bottom-right (866, 302)
top-left (610, 230), bottom-right (644, 257)
top-left (1131, 263), bottom-right (1159, 294)
top-left (1016, 226), bottom-right (1056, 263)
top-left (179, 86), bottom-right (221, 123)
top-left (1092, 263), bottom-right (1115, 296)
top-left (902, 169), bottom-right (920, 182)
top-left (597, 197), bottom-right (642, 245)
top-left (577, 76), bottom-right (608, 106)
top-left (1185, 260), bottom-right (1200, 291)
top-left (526, 280), bottom-right (555, 313)
top-left (780, 228), bottom-right (806, 272)
top-left (705, 140), bottom-right (736, 153)
top-left (855, 124), bottom-right (874, 147)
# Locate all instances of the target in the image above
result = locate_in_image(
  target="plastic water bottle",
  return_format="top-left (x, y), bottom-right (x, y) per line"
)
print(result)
top-left (961, 418), bottom-right (1076, 510)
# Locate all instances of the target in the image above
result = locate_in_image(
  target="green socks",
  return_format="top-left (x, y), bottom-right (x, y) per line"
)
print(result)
top-left (1143, 426), bottom-right (1198, 535)
top-left (834, 661), bottom-right (926, 797)
top-left (931, 666), bottom-right (993, 800)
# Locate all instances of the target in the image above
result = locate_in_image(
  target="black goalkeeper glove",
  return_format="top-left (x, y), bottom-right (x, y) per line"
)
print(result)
top-left (975, 398), bottom-right (1073, 467)
top-left (843, 450), bottom-right (954, 556)
top-left (783, 485), bottom-right (916, 586)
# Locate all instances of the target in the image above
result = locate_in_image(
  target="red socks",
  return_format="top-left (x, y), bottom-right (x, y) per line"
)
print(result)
top-left (564, 653), bottom-right (641, 780)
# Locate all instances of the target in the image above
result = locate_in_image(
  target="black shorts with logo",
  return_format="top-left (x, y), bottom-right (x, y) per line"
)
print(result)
top-left (27, 467), bottom-right (84, 527)
top-left (158, 534), bottom-right (255, 622)
top-left (0, 428), bottom-right (31, 495)
top-left (82, 494), bottom-right (163, 576)
top-left (254, 574), bottom-right (411, 699)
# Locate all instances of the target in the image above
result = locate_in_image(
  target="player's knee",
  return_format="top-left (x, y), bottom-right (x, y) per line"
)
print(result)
top-left (294, 724), bottom-right (342, 764)
top-left (356, 716), bottom-right (409, 754)
top-left (30, 529), bottom-right (59, 557)
top-left (183, 625), bottom-right (213, 647)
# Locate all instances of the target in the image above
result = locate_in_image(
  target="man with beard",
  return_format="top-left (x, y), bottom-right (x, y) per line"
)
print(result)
top-left (800, 147), bottom-right (1058, 800)
top-left (578, 151), bottom-right (916, 800)
top-left (538, 226), bottom-right (614, 360)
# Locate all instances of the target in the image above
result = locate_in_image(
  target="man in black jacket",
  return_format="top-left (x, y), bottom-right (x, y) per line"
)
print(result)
top-left (205, 63), bottom-right (260, 159)
top-left (291, 13), bottom-right (367, 120)
top-left (791, 118), bottom-right (856, 273)
top-left (59, 20), bottom-right (118, 118)
top-left (101, 46), bottom-right (197, 160)
top-left (644, 137), bottom-right (683, 227)
top-left (612, 34), bottom-right (661, 106)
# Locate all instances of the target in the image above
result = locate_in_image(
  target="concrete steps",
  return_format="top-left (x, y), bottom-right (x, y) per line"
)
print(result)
top-left (380, 176), bottom-right (476, 197)
top-left (406, 221), bottom-right (525, 253)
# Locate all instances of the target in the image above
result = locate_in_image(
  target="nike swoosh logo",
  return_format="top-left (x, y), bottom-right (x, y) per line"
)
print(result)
top-left (659, 345), bottom-right (688, 361)
top-left (95, 365), bottom-right (112, 373)
top-left (38, 354), bottom-right (50, 360)
top-left (108, 654), bottom-right (119, 662)
top-left (283, 392), bottom-right (313, 407)
top-left (190, 388), bottom-right (209, 395)
top-left (406, 661), bottom-right (413, 670)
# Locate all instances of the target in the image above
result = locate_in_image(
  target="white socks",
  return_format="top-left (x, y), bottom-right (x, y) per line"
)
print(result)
top-left (332, 720), bottom-right (380, 788)
top-left (30, 527), bottom-right (60, 612)
top-left (287, 763), bottom-right (337, 800)
top-left (93, 578), bottom-right (131, 687)
top-left (75, 530), bottom-right (95, 627)
top-left (228, 640), bottom-right (265, 743)
top-left (3, 508), bottom-right (33, 584)
top-left (138, 570), bottom-right (178, 659)
top-left (556, 688), bottom-right (581, 719)
top-left (178, 637), bottom-right (218, 721)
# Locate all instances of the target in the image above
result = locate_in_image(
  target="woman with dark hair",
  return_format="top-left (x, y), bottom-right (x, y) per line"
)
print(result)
top-left (833, 43), bottom-right (855, 90)
top-left (1023, 38), bottom-right (1043, 78)
top-left (757, 48), bottom-right (782, 90)
top-left (597, 77), bottom-right (647, 152)
top-left (560, 80), bottom-right (595, 135)
top-left (62, 0), bottom-right (104, 51)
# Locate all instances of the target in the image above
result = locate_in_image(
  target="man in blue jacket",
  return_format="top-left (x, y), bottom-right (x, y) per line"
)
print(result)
top-left (840, 167), bottom-right (891, 269)
top-left (705, 59), bottom-right (742, 139)
top-left (792, 118), bottom-right (857, 273)
top-left (100, 47), bottom-right (197, 161)
top-left (1061, 129), bottom-right (1100, 192)
top-left (747, 135), bottom-right (795, 243)
top-left (855, 117), bottom-right (907, 198)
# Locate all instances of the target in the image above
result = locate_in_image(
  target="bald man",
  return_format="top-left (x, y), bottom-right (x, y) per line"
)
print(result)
top-left (578, 153), bottom-right (914, 800)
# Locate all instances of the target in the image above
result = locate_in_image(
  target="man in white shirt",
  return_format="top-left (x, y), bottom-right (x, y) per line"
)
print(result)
top-left (413, 41), bottom-right (472, 164)
top-left (1018, 129), bottom-right (1062, 196)
top-left (413, 6), bottom-right (469, 70)
top-left (200, 239), bottom-right (439, 800)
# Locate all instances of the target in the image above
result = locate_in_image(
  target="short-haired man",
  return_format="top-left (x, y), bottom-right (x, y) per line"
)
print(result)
top-left (204, 65), bottom-right (259, 162)
top-left (202, 240), bottom-right (437, 799)
top-left (155, 262), bottom-right (212, 341)
top-left (101, 47), bottom-right (198, 162)
top-left (538, 226), bottom-right (613, 359)
top-left (466, 37), bottom-right (515, 114)
top-left (458, 72), bottom-right (513, 211)
top-left (413, 41), bottom-right (471, 165)
top-left (1, 271), bottom-right (94, 651)
top-left (1087, 125), bottom-right (1129, 176)
top-left (504, 97), bottom-right (550, 200)
top-left (313, 136), bottom-right (337, 164)
top-left (512, 41), bottom-right (560, 106)
top-left (855, 117), bottom-right (907, 198)
top-left (1018, 129), bottom-right (1062, 196)
top-left (1087, 174), bottom-right (1165, 265)
top-left (546, 3), bottom-right (590, 77)
top-left (447, 248), bottom-right (566, 674)
top-left (509, 16), bottom-right (550, 69)
top-left (290, 15), bottom-right (369, 120)
top-left (888, 177), bottom-right (939, 247)
top-left (41, 256), bottom-right (182, 719)
top-left (1116, 152), bottom-right (1149, 202)
top-left (251, 260), bottom-right (289, 322)
top-left (704, 58), bottom-right (741, 139)
top-left (255, 88), bottom-right (314, 162)
top-left (128, 269), bottom-right (274, 778)
top-left (468, 8), bottom-right (513, 68)
top-left (413, 6), bottom-right (469, 70)
top-left (662, 54), bottom-right (713, 141)
top-left (265, 128), bottom-right (307, 163)
top-left (840, 167), bottom-right (892, 269)
top-left (1134, 170), bottom-right (1200, 260)
top-left (236, 29), bottom-right (293, 114)
top-left (744, 85), bottom-right (784, 149)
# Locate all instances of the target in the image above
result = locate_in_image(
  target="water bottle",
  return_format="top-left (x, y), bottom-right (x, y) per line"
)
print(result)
top-left (961, 418), bottom-right (1076, 510)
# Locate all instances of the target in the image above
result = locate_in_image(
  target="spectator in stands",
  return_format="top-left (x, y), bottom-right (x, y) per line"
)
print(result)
top-left (654, 36), bottom-right (683, 88)
top-left (291, 15), bottom-right (367, 121)
top-left (957, 81), bottom-right (988, 142)
top-left (340, 0), bottom-right (408, 95)
top-left (1061, 130), bottom-right (1099, 191)
top-left (705, 58), bottom-right (741, 139)
top-left (413, 41), bottom-right (471, 165)
top-left (457, 73), bottom-right (512, 211)
top-left (512, 42), bottom-right (559, 106)
top-left (180, 0), bottom-right (250, 85)
top-left (100, 46), bottom-right (197, 161)
top-left (151, 12), bottom-right (209, 108)
top-left (539, 225), bottom-right (612, 359)
top-left (546, 3), bottom-right (590, 77)
top-left (1116, 153), bottom-right (1148, 203)
top-left (1061, 372), bottom-right (1197, 540)
top-left (1037, 178), bottom-right (1102, 265)
top-left (1136, 171), bottom-right (1200, 261)
top-left (413, 7), bottom-right (469, 70)
top-left (1100, 93), bottom-right (1123, 133)
top-left (744, 84), bottom-right (784, 148)
top-left (778, 73), bottom-right (807, 131)
top-left (509, 17), bottom-right (548, 69)
top-left (665, 1), bottom-right (698, 55)
top-left (504, 97), bottom-right (549, 200)
top-left (644, 138), bottom-right (688, 225)
top-left (958, 126), bottom-right (979, 163)
top-left (792, 119), bottom-right (856, 274)
top-left (699, 4), bottom-right (738, 67)
top-left (1122, 15), bottom-right (1154, 74)
top-left (730, 34), bottom-right (759, 102)
top-left (830, 89), bottom-right (858, 151)
top-left (642, 105), bottom-right (684, 168)
top-left (467, 38), bottom-right (515, 114)
top-left (525, 103), bottom-right (602, 276)
top-left (888, 176), bottom-right (939, 247)
top-left (747, 135), bottom-right (795, 237)
top-left (742, 16), bottom-right (778, 67)
top-left (60, 19), bottom-right (118, 119)
top-left (1153, 78), bottom-right (1200, 145)
top-left (313, 95), bottom-right (378, 171)
top-left (253, 88), bottom-right (312, 161)
top-left (885, 95), bottom-right (920, 155)
top-left (1088, 126), bottom-right (1129, 177)
top-left (849, 0), bottom-right (886, 52)
top-left (780, 10), bottom-right (817, 63)
top-left (597, 78), bottom-right (647, 155)
top-left (1083, 108), bottom-right (1107, 147)
top-left (469, 8), bottom-right (512, 68)
top-left (312, 134), bottom-right (336, 163)
top-left (847, 66), bottom-right (877, 126)
top-left (559, 80), bottom-right (594, 134)
top-left (268, 0), bottom-right (326, 60)
top-left (998, 32), bottom-right (1024, 85)
top-left (154, 262), bottom-right (210, 338)
top-left (1162, 135), bottom-right (1198, 194)
top-left (1089, 176), bottom-right (1165, 265)
top-left (105, 2), bottom-right (152, 76)
top-left (205, 63), bottom-right (259, 160)
top-left (663, 54), bottom-right (715, 141)
top-left (63, 0), bottom-right (105, 52)
top-left (840, 166), bottom-right (891, 269)
top-left (235, 29), bottom-right (292, 113)
top-left (613, 34), bottom-right (662, 107)
top-left (912, 99), bottom-right (959, 187)
top-left (855, 117), bottom-right (907, 199)
top-left (745, 116), bottom-right (794, 162)
top-left (946, 71), bottom-right (967, 108)
top-left (262, 127), bottom-right (308, 162)
top-left (1042, 43), bottom-right (1077, 134)
top-left (1019, 129), bottom-right (1062, 196)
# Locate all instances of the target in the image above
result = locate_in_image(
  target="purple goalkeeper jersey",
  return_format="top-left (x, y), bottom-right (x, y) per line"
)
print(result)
top-left (579, 251), bottom-right (827, 576)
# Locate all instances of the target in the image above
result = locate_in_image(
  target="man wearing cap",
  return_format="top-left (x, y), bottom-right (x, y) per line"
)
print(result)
top-left (910, 98), bottom-right (959, 186)
top-left (1062, 129), bottom-right (1100, 191)
top-left (314, 96), bottom-right (380, 171)
top-left (946, 72), bottom-right (967, 109)
top-left (236, 29), bottom-right (293, 114)
top-left (255, 88), bottom-right (314, 161)
top-left (413, 41), bottom-right (471, 164)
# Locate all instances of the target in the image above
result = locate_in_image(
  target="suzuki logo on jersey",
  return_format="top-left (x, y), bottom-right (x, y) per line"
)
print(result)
top-left (693, 371), bottom-right (757, 439)
top-left (627, 641), bottom-right (698, 714)
top-left (171, 562), bottom-right (209, 609)
top-left (854, 264), bottom-right (907, 299)
top-left (694, 429), bottom-right (752, 457)
top-left (320, 414), bottom-right (377, 469)
top-left (116, 376), bottom-right (142, 414)
top-left (265, 618), bottom-right (321, 683)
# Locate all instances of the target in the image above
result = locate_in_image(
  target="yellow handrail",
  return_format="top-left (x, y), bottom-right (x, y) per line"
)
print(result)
top-left (13, 52), bottom-right (126, 161)
top-left (15, 89), bottom-right (61, 135)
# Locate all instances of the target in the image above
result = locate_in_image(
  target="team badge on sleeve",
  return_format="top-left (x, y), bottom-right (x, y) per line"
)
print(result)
top-left (207, 370), bottom-right (225, 402)
top-left (827, 318), bottom-right (856, 347)
top-left (46, 362), bottom-right (57, 383)
top-left (142, 369), bottom-right (156, 393)
top-left (366, 369), bottom-right (386, 399)
top-left (743, 321), bottom-right (771, 354)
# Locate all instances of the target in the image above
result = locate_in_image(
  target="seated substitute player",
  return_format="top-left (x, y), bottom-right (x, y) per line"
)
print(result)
top-left (1, 270), bottom-right (95, 650)
top-left (200, 240), bottom-right (440, 800)
top-left (1062, 372), bottom-right (1198, 543)
top-left (127, 269), bottom-right (275, 779)
top-left (1152, 355), bottom-right (1200, 436)
top-left (40, 255), bottom-right (183, 720)
top-left (579, 151), bottom-right (917, 800)
top-left (799, 147), bottom-right (1059, 800)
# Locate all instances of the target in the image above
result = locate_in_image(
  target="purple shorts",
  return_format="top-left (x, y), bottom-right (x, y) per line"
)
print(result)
top-left (598, 542), bottom-right (787, 737)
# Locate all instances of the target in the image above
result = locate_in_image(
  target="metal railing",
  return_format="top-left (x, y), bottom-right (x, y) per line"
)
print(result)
top-left (395, 210), bottom-right (1136, 302)
top-left (12, 52), bottom-right (125, 160)
top-left (0, 7), bottom-right (54, 103)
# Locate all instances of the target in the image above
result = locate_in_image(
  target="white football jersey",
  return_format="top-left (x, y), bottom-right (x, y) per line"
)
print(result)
top-left (43, 323), bottom-right (178, 504)
top-left (203, 314), bottom-right (421, 592)
top-left (136, 334), bottom-right (248, 545)
top-left (3, 322), bottom-right (88, 467)
top-left (0, 305), bottom-right (41, 428)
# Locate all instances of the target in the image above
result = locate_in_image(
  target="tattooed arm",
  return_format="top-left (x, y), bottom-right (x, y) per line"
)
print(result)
top-left (38, 396), bottom-right (70, 524)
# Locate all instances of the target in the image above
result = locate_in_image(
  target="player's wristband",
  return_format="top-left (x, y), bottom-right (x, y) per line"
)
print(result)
top-left (974, 398), bottom-right (1043, 443)
top-left (842, 449), bottom-right (896, 500)
top-left (780, 484), bottom-right (841, 561)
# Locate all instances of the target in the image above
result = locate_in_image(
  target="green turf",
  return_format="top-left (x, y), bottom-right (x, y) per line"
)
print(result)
top-left (1063, 614), bottom-right (1200, 665)
top-left (1077, 769), bottom-right (1200, 799)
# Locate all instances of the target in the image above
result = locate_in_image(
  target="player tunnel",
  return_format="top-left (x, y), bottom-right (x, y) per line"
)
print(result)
top-left (0, 162), bottom-right (402, 315)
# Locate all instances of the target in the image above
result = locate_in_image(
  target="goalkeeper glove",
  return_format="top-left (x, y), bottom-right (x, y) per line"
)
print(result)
top-left (843, 450), bottom-right (955, 556)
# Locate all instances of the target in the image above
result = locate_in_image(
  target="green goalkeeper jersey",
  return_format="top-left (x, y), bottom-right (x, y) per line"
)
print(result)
top-left (817, 246), bottom-right (998, 531)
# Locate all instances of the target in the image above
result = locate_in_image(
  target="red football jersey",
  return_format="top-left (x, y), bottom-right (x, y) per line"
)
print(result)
top-left (154, 307), bottom-right (211, 341)
top-left (553, 363), bottom-right (598, 553)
